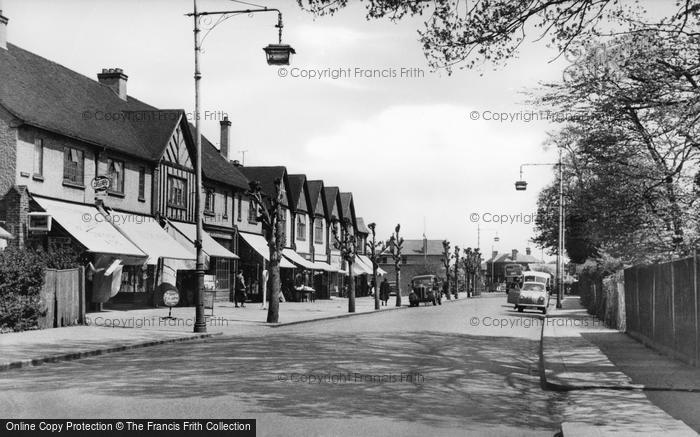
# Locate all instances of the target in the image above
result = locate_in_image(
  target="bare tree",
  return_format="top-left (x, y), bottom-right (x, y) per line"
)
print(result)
top-left (441, 240), bottom-right (451, 300)
top-left (332, 217), bottom-right (357, 313)
top-left (246, 179), bottom-right (286, 323)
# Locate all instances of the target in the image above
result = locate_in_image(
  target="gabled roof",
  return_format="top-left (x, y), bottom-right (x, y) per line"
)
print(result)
top-left (238, 166), bottom-right (289, 207)
top-left (324, 186), bottom-right (341, 221)
top-left (379, 239), bottom-right (446, 257)
top-left (339, 192), bottom-right (355, 226)
top-left (306, 180), bottom-right (327, 219)
top-left (287, 174), bottom-right (308, 213)
top-left (0, 43), bottom-right (180, 161)
top-left (355, 217), bottom-right (370, 235)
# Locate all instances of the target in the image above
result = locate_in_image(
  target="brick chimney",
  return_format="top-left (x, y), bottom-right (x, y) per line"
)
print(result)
top-left (526, 247), bottom-right (531, 256)
top-left (220, 116), bottom-right (231, 160)
top-left (0, 3), bottom-right (8, 50)
top-left (492, 250), bottom-right (498, 261)
top-left (97, 68), bottom-right (128, 100)
top-left (511, 249), bottom-right (519, 261)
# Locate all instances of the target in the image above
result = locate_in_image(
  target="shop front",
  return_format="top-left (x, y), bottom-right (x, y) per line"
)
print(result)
top-left (238, 232), bottom-right (294, 303)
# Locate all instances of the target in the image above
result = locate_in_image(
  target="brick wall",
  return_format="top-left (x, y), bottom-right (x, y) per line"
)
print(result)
top-left (4, 185), bottom-right (28, 249)
top-left (0, 105), bottom-right (17, 197)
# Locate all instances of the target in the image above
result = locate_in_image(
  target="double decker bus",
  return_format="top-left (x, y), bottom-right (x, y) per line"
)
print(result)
top-left (503, 263), bottom-right (524, 292)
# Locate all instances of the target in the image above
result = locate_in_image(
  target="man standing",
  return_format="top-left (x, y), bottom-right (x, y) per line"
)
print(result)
top-left (234, 272), bottom-right (247, 308)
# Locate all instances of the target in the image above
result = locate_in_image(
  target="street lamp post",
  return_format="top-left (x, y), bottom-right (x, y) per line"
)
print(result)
top-left (515, 152), bottom-right (565, 309)
top-left (188, 0), bottom-right (295, 332)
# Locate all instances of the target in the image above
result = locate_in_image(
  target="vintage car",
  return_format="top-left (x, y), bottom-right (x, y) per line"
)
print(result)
top-left (409, 275), bottom-right (442, 306)
top-left (512, 281), bottom-right (548, 314)
top-left (522, 271), bottom-right (552, 294)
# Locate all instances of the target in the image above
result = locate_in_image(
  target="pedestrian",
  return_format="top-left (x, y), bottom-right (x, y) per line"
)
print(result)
top-left (234, 272), bottom-right (247, 308)
top-left (380, 277), bottom-right (390, 306)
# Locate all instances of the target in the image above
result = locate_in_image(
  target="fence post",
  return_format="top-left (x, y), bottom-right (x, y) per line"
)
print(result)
top-left (694, 249), bottom-right (698, 366)
top-left (670, 260), bottom-right (676, 353)
top-left (652, 266), bottom-right (656, 341)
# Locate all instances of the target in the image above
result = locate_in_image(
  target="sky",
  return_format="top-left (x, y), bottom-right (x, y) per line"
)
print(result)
top-left (1, 0), bottom-right (677, 261)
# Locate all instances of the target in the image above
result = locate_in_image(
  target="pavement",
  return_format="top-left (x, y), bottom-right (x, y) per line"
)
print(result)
top-left (0, 293), bottom-right (468, 372)
top-left (542, 295), bottom-right (700, 436)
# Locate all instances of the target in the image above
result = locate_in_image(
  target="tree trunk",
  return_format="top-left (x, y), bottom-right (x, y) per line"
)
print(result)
top-left (266, 250), bottom-right (281, 323)
top-left (348, 261), bottom-right (356, 313)
top-left (395, 269), bottom-right (402, 306)
top-left (373, 267), bottom-right (379, 310)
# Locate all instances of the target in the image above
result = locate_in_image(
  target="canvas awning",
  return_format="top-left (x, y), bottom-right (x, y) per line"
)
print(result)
top-left (352, 256), bottom-right (373, 275)
top-left (282, 249), bottom-right (317, 270)
top-left (34, 197), bottom-right (146, 261)
top-left (312, 261), bottom-right (336, 272)
top-left (166, 220), bottom-right (238, 259)
top-left (239, 232), bottom-right (295, 268)
top-left (0, 225), bottom-right (13, 240)
top-left (106, 213), bottom-right (195, 265)
top-left (357, 255), bottom-right (378, 275)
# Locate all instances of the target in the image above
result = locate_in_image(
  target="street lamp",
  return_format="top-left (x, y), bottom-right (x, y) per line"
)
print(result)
top-left (187, 1), bottom-right (296, 333)
top-left (515, 149), bottom-right (565, 309)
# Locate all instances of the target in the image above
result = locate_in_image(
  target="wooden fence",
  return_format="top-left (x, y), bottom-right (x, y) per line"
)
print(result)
top-left (38, 267), bottom-right (85, 329)
top-left (624, 253), bottom-right (699, 367)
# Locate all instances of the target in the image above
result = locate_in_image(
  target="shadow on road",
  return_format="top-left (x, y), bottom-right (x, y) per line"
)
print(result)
top-left (1, 332), bottom-right (563, 429)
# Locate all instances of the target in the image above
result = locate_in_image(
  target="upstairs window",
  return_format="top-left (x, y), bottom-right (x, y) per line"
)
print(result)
top-left (63, 147), bottom-right (84, 185)
top-left (204, 189), bottom-right (215, 214)
top-left (237, 195), bottom-right (242, 222)
top-left (138, 167), bottom-right (146, 201)
top-left (167, 175), bottom-right (186, 208)
top-left (106, 158), bottom-right (124, 193)
top-left (33, 138), bottom-right (44, 177)
top-left (248, 199), bottom-right (258, 223)
top-left (314, 219), bottom-right (324, 244)
top-left (223, 192), bottom-right (229, 218)
top-left (296, 215), bottom-right (307, 241)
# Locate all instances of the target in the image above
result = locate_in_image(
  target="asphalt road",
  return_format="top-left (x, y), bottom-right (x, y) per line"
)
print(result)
top-left (0, 295), bottom-right (683, 436)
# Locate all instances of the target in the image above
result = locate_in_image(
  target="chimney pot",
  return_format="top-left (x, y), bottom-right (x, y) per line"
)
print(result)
top-left (511, 249), bottom-right (518, 260)
top-left (231, 160), bottom-right (241, 167)
top-left (97, 68), bottom-right (128, 100)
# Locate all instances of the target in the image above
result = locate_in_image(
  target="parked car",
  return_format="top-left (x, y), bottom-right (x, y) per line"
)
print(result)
top-left (513, 282), bottom-right (548, 314)
top-left (409, 275), bottom-right (442, 306)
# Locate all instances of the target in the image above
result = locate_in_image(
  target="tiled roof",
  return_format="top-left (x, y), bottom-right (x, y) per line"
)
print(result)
top-left (0, 43), bottom-right (179, 161)
top-left (238, 166), bottom-right (289, 207)
top-left (355, 217), bottom-right (370, 235)
top-left (485, 252), bottom-right (543, 264)
top-left (287, 174), bottom-right (307, 212)
top-left (380, 239), bottom-right (446, 256)
top-left (306, 180), bottom-right (325, 217)
top-left (339, 192), bottom-right (354, 223)
top-left (324, 186), bottom-right (340, 220)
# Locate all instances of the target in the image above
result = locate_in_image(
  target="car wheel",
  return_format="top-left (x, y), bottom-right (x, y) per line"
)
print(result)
top-left (517, 306), bottom-right (524, 312)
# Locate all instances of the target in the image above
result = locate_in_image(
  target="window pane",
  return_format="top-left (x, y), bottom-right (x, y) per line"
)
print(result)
top-left (33, 139), bottom-right (43, 176)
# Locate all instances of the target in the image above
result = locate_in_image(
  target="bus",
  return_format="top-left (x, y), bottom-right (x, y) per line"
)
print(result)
top-left (504, 263), bottom-right (524, 292)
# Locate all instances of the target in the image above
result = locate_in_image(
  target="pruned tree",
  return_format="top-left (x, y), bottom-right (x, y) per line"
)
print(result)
top-left (452, 245), bottom-right (460, 298)
top-left (247, 178), bottom-right (286, 323)
top-left (332, 217), bottom-right (357, 313)
top-left (366, 222), bottom-right (384, 310)
top-left (441, 240), bottom-right (452, 300)
top-left (386, 224), bottom-right (404, 306)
